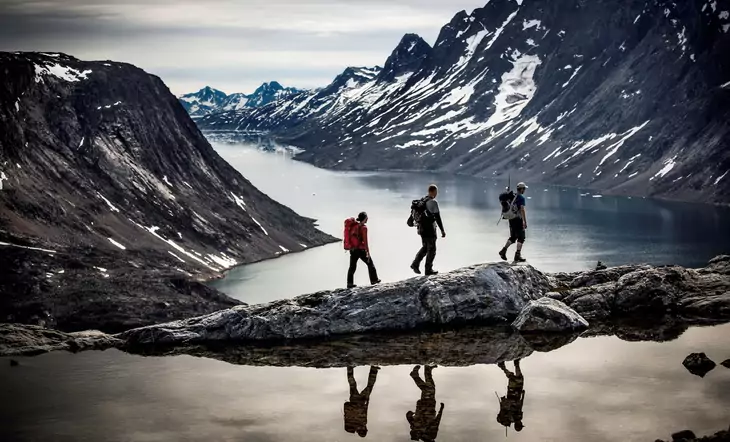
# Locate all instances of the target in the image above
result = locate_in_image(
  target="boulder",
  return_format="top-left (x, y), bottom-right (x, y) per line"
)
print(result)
top-left (0, 323), bottom-right (121, 356)
top-left (672, 430), bottom-right (698, 441)
top-left (121, 263), bottom-right (551, 345)
top-left (511, 298), bottom-right (589, 333)
top-left (682, 353), bottom-right (716, 377)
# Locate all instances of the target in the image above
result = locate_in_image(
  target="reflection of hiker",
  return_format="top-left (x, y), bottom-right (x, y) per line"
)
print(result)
top-left (407, 365), bottom-right (445, 441)
top-left (344, 212), bottom-right (380, 288)
top-left (409, 184), bottom-right (446, 276)
top-left (496, 360), bottom-right (525, 432)
top-left (499, 182), bottom-right (528, 263)
top-left (344, 366), bottom-right (380, 437)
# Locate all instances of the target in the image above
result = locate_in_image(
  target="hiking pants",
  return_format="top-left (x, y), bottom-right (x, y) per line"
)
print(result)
top-left (508, 219), bottom-right (526, 244)
top-left (348, 249), bottom-right (379, 286)
top-left (413, 235), bottom-right (437, 272)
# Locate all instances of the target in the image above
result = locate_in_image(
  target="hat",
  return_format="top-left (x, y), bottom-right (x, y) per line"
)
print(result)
top-left (516, 182), bottom-right (528, 189)
top-left (357, 212), bottom-right (368, 222)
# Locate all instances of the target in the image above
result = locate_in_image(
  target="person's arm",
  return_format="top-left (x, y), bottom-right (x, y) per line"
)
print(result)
top-left (429, 200), bottom-right (446, 236)
top-left (520, 206), bottom-right (527, 229)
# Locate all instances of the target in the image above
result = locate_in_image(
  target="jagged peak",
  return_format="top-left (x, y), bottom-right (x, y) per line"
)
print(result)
top-left (378, 33), bottom-right (432, 81)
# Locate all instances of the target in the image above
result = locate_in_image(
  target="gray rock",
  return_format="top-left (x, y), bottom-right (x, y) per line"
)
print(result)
top-left (0, 323), bottom-right (121, 356)
top-left (672, 430), bottom-right (697, 441)
top-left (512, 298), bottom-right (589, 333)
top-left (682, 353), bottom-right (716, 378)
top-left (121, 263), bottom-right (551, 345)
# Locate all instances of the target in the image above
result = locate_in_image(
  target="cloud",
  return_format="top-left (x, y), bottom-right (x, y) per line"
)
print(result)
top-left (0, 0), bottom-right (489, 94)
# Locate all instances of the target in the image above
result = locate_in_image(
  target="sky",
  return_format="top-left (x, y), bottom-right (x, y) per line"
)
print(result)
top-left (0, 0), bottom-right (488, 95)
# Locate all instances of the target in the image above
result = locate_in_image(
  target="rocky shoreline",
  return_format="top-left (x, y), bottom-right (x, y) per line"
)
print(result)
top-left (1, 256), bottom-right (728, 358)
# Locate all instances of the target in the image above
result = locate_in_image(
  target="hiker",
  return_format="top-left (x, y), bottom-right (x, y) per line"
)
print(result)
top-left (496, 359), bottom-right (525, 432)
top-left (409, 184), bottom-right (446, 275)
top-left (499, 182), bottom-right (528, 263)
top-left (344, 212), bottom-right (380, 288)
top-left (407, 365), bottom-right (445, 441)
top-left (344, 366), bottom-right (380, 437)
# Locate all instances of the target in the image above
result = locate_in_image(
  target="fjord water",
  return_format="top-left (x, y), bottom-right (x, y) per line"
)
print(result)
top-left (210, 143), bottom-right (730, 305)
top-left (2, 324), bottom-right (729, 441)
top-left (2, 142), bottom-right (730, 442)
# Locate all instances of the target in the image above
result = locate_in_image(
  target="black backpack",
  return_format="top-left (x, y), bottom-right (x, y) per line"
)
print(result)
top-left (407, 196), bottom-right (431, 227)
top-left (499, 190), bottom-right (519, 220)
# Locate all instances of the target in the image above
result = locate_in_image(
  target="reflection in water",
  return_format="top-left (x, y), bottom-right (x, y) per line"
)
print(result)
top-left (496, 360), bottom-right (526, 433)
top-left (407, 365), bottom-right (445, 442)
top-left (344, 366), bottom-right (380, 437)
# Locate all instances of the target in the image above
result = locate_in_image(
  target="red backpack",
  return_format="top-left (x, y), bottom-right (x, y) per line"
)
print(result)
top-left (343, 218), bottom-right (362, 250)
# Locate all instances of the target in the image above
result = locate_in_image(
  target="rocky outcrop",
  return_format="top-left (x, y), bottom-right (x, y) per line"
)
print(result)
top-left (0, 52), bottom-right (335, 332)
top-left (122, 256), bottom-right (730, 346)
top-left (511, 297), bottom-right (589, 333)
top-left (121, 263), bottom-right (551, 345)
top-left (682, 352), bottom-right (717, 377)
top-left (548, 255), bottom-right (730, 321)
top-left (0, 323), bottom-right (121, 356)
top-left (1, 257), bottom-right (728, 356)
top-left (656, 426), bottom-right (730, 442)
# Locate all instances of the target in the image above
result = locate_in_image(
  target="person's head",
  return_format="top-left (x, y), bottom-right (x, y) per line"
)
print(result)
top-left (515, 420), bottom-right (524, 432)
top-left (516, 182), bottom-right (528, 195)
top-left (357, 429), bottom-right (368, 438)
top-left (357, 211), bottom-right (368, 224)
top-left (428, 184), bottom-right (438, 198)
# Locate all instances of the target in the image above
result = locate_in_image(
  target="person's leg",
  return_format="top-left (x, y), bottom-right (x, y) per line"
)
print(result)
top-left (347, 250), bottom-right (359, 287)
top-left (362, 366), bottom-right (379, 397)
top-left (514, 360), bottom-right (522, 378)
top-left (348, 366), bottom-right (359, 396)
top-left (515, 229), bottom-right (526, 261)
top-left (410, 365), bottom-right (427, 390)
top-left (412, 236), bottom-right (428, 270)
top-left (361, 253), bottom-right (379, 284)
top-left (425, 365), bottom-right (434, 386)
top-left (425, 237), bottom-right (437, 273)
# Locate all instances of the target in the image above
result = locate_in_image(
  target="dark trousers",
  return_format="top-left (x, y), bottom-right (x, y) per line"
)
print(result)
top-left (413, 235), bottom-right (437, 272)
top-left (347, 249), bottom-right (379, 286)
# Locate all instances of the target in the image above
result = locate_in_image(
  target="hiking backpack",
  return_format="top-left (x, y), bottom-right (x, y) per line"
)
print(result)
top-left (499, 190), bottom-right (519, 220)
top-left (407, 196), bottom-right (431, 228)
top-left (343, 218), bottom-right (362, 250)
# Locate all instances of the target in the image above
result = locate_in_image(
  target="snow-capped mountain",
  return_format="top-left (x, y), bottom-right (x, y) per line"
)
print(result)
top-left (179, 82), bottom-right (303, 117)
top-left (0, 52), bottom-right (333, 331)
top-left (197, 0), bottom-right (730, 204)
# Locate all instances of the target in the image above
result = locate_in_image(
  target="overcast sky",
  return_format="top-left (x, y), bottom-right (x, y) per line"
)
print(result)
top-left (0, 0), bottom-right (488, 95)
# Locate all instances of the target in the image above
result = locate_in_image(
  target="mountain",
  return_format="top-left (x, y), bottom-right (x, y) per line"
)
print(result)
top-left (197, 0), bottom-right (730, 204)
top-left (179, 82), bottom-right (303, 117)
top-left (0, 52), bottom-right (335, 332)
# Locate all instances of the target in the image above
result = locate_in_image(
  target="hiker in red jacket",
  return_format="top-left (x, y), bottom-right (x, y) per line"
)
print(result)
top-left (345, 212), bottom-right (381, 288)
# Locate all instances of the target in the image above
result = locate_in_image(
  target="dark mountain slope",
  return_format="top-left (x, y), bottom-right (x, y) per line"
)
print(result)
top-left (0, 52), bottom-right (335, 332)
top-left (198, 0), bottom-right (730, 204)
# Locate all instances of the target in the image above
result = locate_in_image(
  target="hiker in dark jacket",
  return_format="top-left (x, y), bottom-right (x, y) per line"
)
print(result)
top-left (411, 184), bottom-right (446, 275)
top-left (347, 212), bottom-right (380, 288)
top-left (344, 365), bottom-right (380, 437)
top-left (499, 182), bottom-right (528, 263)
top-left (496, 359), bottom-right (525, 432)
top-left (407, 365), bottom-right (445, 441)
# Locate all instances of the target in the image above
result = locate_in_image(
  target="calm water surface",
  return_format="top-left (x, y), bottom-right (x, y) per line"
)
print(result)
top-left (2, 142), bottom-right (729, 442)
top-left (1, 324), bottom-right (729, 442)
top-left (210, 143), bottom-right (730, 305)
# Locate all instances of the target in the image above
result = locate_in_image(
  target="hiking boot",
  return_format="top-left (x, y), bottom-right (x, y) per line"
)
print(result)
top-left (371, 279), bottom-right (381, 285)
top-left (425, 270), bottom-right (439, 276)
top-left (410, 264), bottom-right (421, 274)
top-left (499, 248), bottom-right (508, 261)
top-left (514, 253), bottom-right (526, 263)
top-left (347, 284), bottom-right (357, 289)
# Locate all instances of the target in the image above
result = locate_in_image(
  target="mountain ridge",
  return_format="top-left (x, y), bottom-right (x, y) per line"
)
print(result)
top-left (0, 51), bottom-right (335, 332)
top-left (195, 0), bottom-right (730, 204)
top-left (179, 81), bottom-right (304, 117)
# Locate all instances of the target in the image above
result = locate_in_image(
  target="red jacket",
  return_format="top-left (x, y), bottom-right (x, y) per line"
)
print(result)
top-left (356, 223), bottom-right (370, 253)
